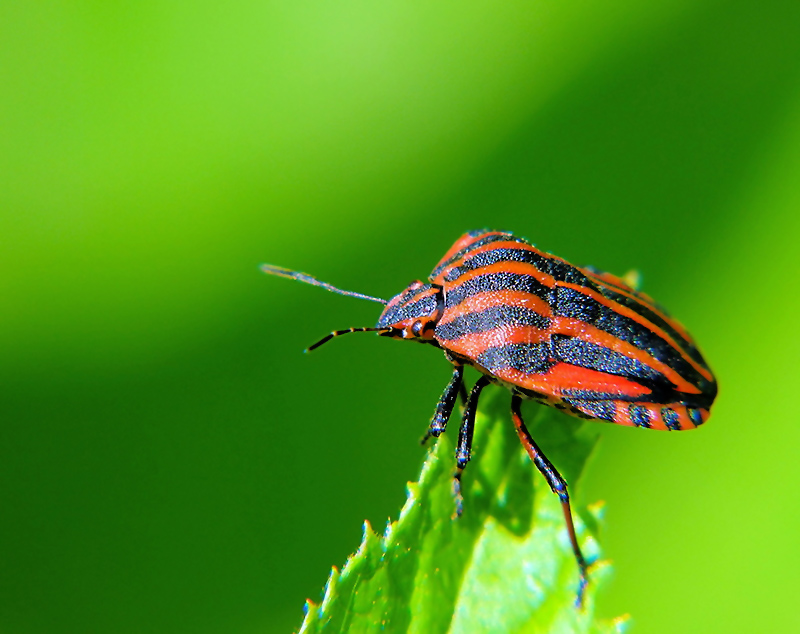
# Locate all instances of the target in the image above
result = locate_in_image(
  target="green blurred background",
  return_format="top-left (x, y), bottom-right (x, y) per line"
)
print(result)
top-left (2, 1), bottom-right (800, 632)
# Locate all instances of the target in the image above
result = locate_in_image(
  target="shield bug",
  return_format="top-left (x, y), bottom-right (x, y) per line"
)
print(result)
top-left (262, 230), bottom-right (718, 605)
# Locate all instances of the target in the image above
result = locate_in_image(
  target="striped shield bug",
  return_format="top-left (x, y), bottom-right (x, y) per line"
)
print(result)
top-left (262, 230), bottom-right (717, 606)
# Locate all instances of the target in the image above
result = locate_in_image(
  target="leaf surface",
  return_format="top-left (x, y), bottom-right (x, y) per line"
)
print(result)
top-left (298, 397), bottom-right (626, 634)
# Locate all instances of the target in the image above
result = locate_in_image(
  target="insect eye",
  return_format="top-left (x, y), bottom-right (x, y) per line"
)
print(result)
top-left (411, 321), bottom-right (423, 337)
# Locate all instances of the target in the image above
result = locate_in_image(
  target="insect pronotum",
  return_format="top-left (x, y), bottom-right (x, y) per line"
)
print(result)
top-left (263, 230), bottom-right (718, 606)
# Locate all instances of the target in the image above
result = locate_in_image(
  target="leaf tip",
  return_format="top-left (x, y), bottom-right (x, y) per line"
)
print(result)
top-left (361, 518), bottom-right (373, 537)
top-left (318, 566), bottom-right (339, 612)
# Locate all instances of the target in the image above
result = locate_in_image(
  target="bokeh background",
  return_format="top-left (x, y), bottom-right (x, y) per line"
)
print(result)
top-left (2, 1), bottom-right (800, 632)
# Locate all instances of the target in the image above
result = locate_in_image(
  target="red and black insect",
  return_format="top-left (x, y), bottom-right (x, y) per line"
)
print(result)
top-left (263, 230), bottom-right (717, 605)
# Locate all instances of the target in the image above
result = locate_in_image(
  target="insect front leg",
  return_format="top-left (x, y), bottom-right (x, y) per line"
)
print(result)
top-left (510, 395), bottom-right (591, 608)
top-left (452, 375), bottom-right (491, 517)
top-left (421, 363), bottom-right (464, 445)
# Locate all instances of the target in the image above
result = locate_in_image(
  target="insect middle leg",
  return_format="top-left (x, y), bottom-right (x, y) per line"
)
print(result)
top-left (510, 394), bottom-right (590, 607)
top-left (452, 375), bottom-right (491, 517)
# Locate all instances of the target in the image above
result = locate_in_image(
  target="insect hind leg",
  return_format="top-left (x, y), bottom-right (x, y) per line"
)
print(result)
top-left (510, 395), bottom-right (591, 608)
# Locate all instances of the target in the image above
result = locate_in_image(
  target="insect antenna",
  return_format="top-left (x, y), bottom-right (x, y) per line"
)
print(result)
top-left (262, 264), bottom-right (394, 351)
top-left (306, 327), bottom-right (394, 352)
top-left (261, 264), bottom-right (388, 305)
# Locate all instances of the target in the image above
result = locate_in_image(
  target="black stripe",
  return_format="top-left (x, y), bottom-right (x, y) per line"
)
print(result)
top-left (476, 343), bottom-right (552, 375)
top-left (436, 305), bottom-right (550, 341)
top-left (593, 282), bottom-right (708, 368)
top-left (661, 407), bottom-right (681, 430)
top-left (443, 246), bottom-right (547, 283)
top-left (687, 408), bottom-right (705, 427)
top-left (430, 233), bottom-right (523, 279)
top-left (560, 388), bottom-right (634, 401)
top-left (553, 285), bottom-right (711, 397)
top-left (444, 272), bottom-right (550, 308)
top-left (443, 246), bottom-right (590, 287)
top-left (628, 404), bottom-right (653, 428)
top-left (552, 335), bottom-right (666, 386)
top-left (563, 398), bottom-right (617, 422)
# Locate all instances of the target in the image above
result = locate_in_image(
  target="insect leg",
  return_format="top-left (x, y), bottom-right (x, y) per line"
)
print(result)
top-left (421, 363), bottom-right (464, 444)
top-left (510, 395), bottom-right (590, 608)
top-left (458, 381), bottom-right (469, 405)
top-left (452, 375), bottom-right (491, 517)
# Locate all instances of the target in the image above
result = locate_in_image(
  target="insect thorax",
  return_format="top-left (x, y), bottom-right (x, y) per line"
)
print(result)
top-left (376, 281), bottom-right (443, 341)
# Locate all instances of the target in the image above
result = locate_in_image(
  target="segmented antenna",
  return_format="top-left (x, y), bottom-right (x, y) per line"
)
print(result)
top-left (305, 327), bottom-right (394, 352)
top-left (261, 264), bottom-right (388, 305)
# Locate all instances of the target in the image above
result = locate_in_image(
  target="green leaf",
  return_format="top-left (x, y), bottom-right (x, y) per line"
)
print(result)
top-left (298, 395), bottom-right (627, 634)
